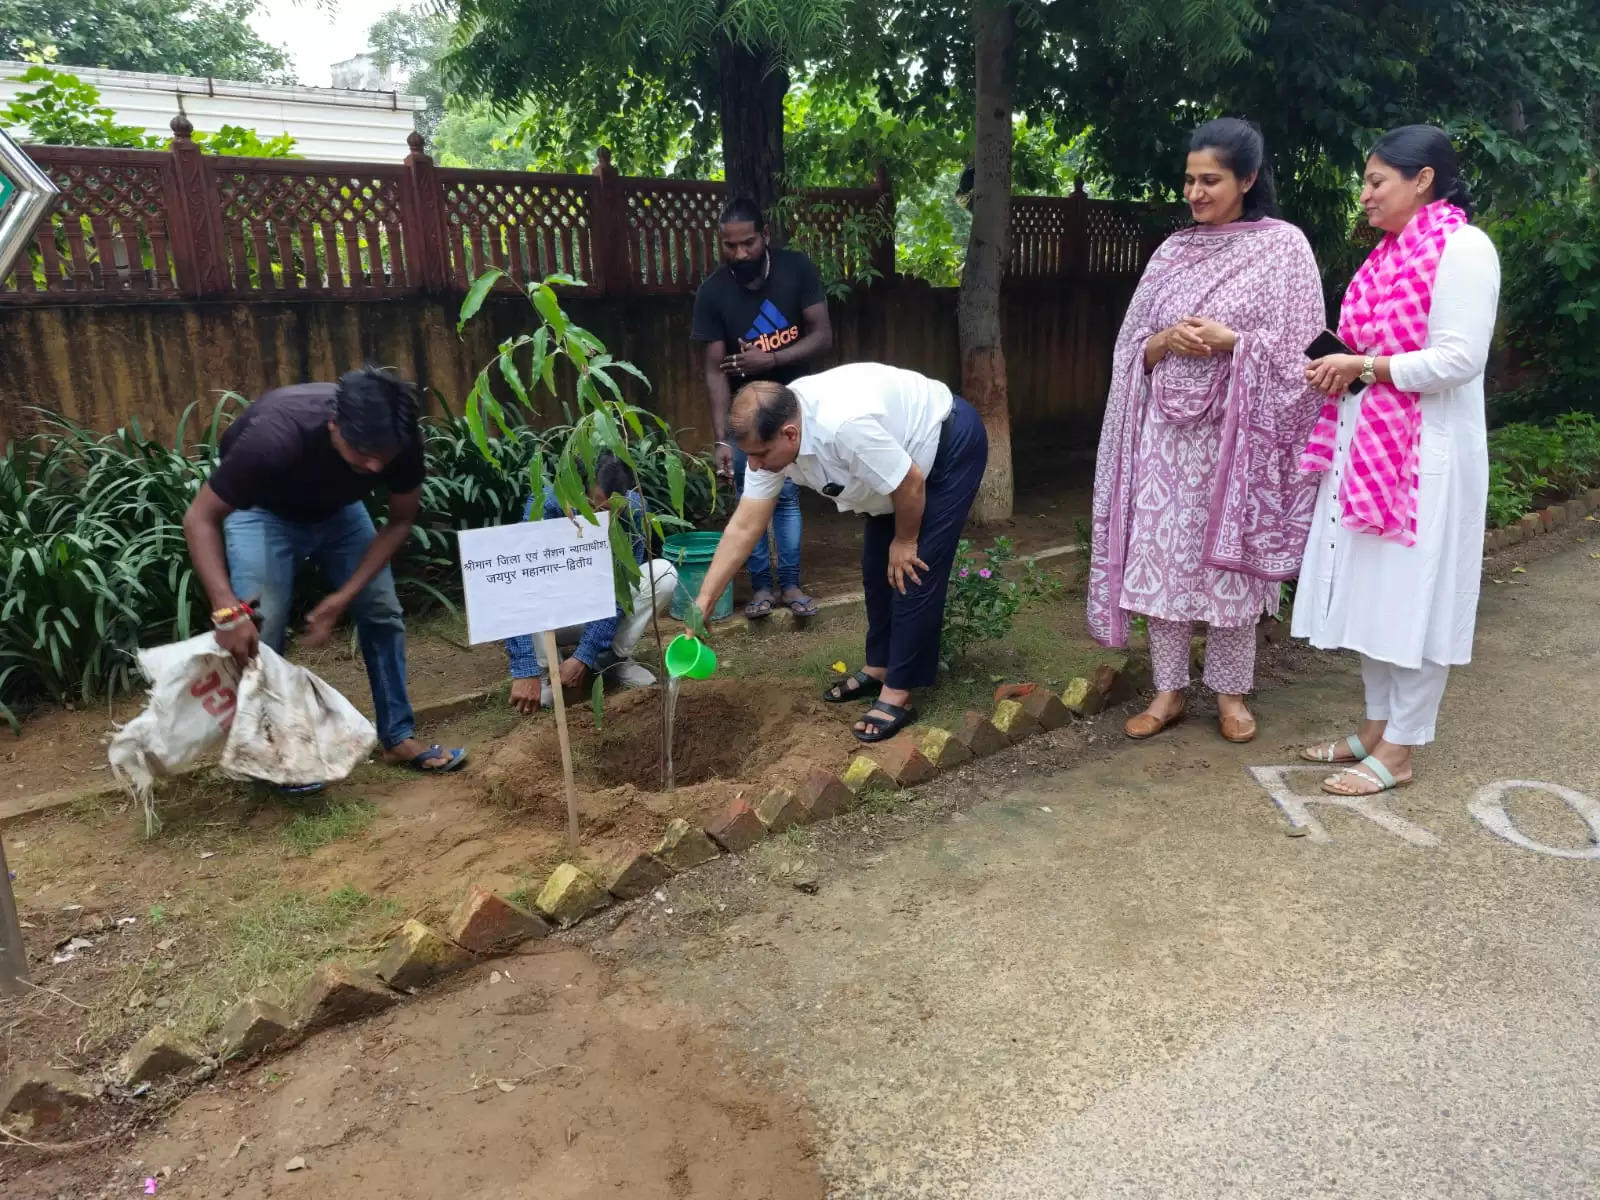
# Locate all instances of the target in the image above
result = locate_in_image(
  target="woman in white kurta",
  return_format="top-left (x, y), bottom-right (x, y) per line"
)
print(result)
top-left (1294, 125), bottom-right (1501, 796)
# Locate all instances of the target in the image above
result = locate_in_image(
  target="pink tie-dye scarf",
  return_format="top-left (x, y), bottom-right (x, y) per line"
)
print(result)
top-left (1300, 199), bottom-right (1468, 544)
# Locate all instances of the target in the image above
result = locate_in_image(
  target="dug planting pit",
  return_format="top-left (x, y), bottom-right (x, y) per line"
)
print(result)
top-left (476, 680), bottom-right (857, 844)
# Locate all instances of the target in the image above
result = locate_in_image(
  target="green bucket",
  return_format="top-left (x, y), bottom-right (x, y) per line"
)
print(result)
top-left (664, 531), bottom-right (733, 623)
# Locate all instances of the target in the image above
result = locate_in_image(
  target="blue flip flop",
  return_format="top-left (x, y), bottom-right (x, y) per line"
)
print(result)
top-left (406, 744), bottom-right (468, 773)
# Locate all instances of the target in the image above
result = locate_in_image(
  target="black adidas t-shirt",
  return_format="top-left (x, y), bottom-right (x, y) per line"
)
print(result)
top-left (690, 248), bottom-right (826, 385)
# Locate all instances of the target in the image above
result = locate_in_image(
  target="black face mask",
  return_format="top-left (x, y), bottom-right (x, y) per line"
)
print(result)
top-left (729, 249), bottom-right (768, 286)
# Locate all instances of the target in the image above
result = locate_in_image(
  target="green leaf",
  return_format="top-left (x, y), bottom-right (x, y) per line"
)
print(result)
top-left (458, 268), bottom-right (506, 332)
top-left (590, 672), bottom-right (605, 730)
top-left (498, 350), bottom-right (532, 413)
top-left (532, 285), bottom-right (568, 341)
top-left (665, 452), bottom-right (686, 516)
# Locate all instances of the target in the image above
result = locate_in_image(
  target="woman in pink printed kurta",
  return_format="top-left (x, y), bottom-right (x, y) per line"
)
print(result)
top-left (1089, 119), bottom-right (1325, 743)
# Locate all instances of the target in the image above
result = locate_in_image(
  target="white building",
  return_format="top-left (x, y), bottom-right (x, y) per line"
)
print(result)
top-left (0, 61), bottom-right (424, 163)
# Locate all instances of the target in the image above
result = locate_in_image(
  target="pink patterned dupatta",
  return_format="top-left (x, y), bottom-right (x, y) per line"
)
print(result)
top-left (1300, 199), bottom-right (1468, 544)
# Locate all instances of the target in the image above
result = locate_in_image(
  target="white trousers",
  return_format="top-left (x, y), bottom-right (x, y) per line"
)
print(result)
top-left (1361, 653), bottom-right (1450, 746)
top-left (535, 560), bottom-right (678, 668)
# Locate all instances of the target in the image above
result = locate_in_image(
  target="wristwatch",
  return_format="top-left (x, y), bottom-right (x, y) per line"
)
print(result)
top-left (1359, 354), bottom-right (1377, 386)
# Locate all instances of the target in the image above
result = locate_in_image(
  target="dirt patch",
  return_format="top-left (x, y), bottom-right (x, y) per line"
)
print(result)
top-left (3, 948), bottom-right (825, 1200)
top-left (477, 680), bottom-right (857, 845)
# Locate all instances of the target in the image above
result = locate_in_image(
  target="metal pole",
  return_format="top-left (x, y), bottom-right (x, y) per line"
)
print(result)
top-left (0, 834), bottom-right (27, 995)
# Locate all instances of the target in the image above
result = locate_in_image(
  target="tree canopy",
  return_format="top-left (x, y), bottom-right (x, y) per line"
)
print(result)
top-left (0, 0), bottom-right (294, 84)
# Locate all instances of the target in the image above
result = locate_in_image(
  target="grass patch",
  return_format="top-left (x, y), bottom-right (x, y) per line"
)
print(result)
top-left (281, 799), bottom-right (378, 855)
top-left (855, 784), bottom-right (905, 817)
top-left (90, 883), bottom-right (405, 1045)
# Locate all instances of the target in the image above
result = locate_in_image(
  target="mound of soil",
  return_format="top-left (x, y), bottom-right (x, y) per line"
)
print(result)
top-left (477, 680), bottom-right (854, 843)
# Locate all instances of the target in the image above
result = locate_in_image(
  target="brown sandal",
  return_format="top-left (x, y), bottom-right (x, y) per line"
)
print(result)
top-left (1219, 712), bottom-right (1257, 744)
top-left (1124, 700), bottom-right (1186, 740)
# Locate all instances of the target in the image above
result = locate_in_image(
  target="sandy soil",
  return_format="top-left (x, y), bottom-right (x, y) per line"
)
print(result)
top-left (4, 947), bottom-right (826, 1200)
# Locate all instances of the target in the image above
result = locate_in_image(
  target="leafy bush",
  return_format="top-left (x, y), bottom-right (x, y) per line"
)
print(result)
top-left (0, 395), bottom-right (720, 724)
top-left (1485, 411), bottom-right (1600, 526)
top-left (0, 404), bottom-right (235, 729)
top-left (941, 537), bottom-right (1061, 663)
top-left (1487, 191), bottom-right (1600, 422)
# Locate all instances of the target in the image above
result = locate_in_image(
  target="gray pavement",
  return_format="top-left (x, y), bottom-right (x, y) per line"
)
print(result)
top-left (606, 541), bottom-right (1600, 1198)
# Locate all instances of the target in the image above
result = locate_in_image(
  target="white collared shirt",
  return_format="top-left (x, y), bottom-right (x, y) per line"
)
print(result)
top-left (742, 363), bottom-right (954, 516)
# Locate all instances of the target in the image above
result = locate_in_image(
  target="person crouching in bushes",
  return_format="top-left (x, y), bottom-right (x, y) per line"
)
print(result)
top-left (503, 451), bottom-right (679, 712)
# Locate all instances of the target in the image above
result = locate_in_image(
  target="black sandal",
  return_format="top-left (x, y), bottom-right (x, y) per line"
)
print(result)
top-left (853, 702), bottom-right (917, 744)
top-left (824, 669), bottom-right (884, 704)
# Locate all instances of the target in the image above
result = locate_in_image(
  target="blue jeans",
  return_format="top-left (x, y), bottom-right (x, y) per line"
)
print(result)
top-left (734, 446), bottom-right (802, 593)
top-left (223, 502), bottom-right (414, 750)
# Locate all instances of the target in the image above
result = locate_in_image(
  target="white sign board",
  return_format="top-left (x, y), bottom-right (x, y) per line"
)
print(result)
top-left (458, 512), bottom-right (614, 645)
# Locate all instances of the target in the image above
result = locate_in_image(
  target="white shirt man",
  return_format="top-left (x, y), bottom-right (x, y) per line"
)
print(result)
top-left (741, 363), bottom-right (955, 517)
top-left (691, 362), bottom-right (988, 745)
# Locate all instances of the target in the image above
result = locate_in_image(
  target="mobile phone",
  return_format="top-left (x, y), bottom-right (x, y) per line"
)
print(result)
top-left (1305, 329), bottom-right (1368, 394)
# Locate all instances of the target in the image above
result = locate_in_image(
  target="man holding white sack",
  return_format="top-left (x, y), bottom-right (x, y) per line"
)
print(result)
top-left (182, 366), bottom-right (468, 779)
top-left (504, 451), bottom-right (678, 712)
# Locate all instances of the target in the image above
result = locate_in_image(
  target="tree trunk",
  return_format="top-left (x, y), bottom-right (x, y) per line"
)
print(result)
top-left (717, 37), bottom-right (788, 241)
top-left (957, 2), bottom-right (1015, 523)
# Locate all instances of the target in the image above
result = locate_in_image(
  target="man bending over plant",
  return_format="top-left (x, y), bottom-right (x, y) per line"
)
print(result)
top-left (182, 367), bottom-right (468, 781)
top-left (504, 451), bottom-right (678, 713)
top-left (690, 363), bottom-right (988, 744)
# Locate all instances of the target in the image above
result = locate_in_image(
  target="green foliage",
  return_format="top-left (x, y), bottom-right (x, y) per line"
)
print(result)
top-left (0, 388), bottom-right (716, 722)
top-left (0, 0), bottom-right (294, 83)
top-left (192, 124), bottom-right (298, 158)
top-left (0, 65), bottom-right (162, 147)
top-left (1486, 190), bottom-right (1600, 423)
top-left (368, 4), bottom-right (455, 137)
top-left (1485, 412), bottom-right (1600, 527)
top-left (0, 401), bottom-right (238, 729)
top-left (941, 537), bottom-right (1061, 663)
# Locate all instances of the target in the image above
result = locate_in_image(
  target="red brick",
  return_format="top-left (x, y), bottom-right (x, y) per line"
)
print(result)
top-left (705, 796), bottom-right (767, 852)
top-left (842, 755), bottom-right (895, 794)
top-left (652, 818), bottom-right (721, 871)
top-left (919, 726), bottom-right (974, 770)
top-left (865, 737), bottom-right (937, 787)
top-left (1020, 689), bottom-right (1070, 731)
top-left (446, 885), bottom-right (550, 954)
top-left (797, 769), bottom-right (854, 821)
top-left (1061, 677), bottom-right (1105, 716)
top-left (598, 847), bottom-right (671, 899)
top-left (293, 964), bottom-right (398, 1033)
top-left (1539, 507), bottom-right (1557, 531)
top-left (1519, 512), bottom-right (1542, 538)
top-left (992, 699), bottom-right (1043, 742)
top-left (755, 786), bottom-right (808, 832)
top-left (992, 682), bottom-right (1038, 705)
top-left (953, 711), bottom-right (1010, 757)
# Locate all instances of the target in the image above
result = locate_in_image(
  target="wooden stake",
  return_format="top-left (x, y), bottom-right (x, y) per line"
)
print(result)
top-left (0, 834), bottom-right (28, 996)
top-left (541, 630), bottom-right (581, 854)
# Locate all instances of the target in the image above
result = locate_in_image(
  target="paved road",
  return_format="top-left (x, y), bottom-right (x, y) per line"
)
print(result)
top-left (607, 541), bottom-right (1600, 1198)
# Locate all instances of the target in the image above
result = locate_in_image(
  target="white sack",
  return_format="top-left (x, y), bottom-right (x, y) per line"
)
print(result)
top-left (108, 633), bottom-right (377, 831)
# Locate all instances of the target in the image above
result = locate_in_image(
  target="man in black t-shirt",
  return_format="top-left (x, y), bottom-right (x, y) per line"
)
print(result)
top-left (182, 367), bottom-right (467, 780)
top-left (691, 198), bottom-right (831, 620)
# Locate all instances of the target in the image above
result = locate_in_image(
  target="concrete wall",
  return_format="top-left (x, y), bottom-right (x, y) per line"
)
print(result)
top-left (0, 279), bottom-right (1137, 449)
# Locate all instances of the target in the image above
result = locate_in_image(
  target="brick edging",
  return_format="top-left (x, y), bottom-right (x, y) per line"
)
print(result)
top-left (1483, 488), bottom-right (1600, 554)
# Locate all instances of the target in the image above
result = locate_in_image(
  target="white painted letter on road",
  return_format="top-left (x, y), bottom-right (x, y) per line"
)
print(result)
top-left (1467, 780), bottom-right (1600, 860)
top-left (1248, 765), bottom-right (1440, 848)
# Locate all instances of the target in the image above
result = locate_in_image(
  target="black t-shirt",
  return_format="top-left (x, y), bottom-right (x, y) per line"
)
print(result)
top-left (690, 248), bottom-right (825, 385)
top-left (208, 383), bottom-right (425, 522)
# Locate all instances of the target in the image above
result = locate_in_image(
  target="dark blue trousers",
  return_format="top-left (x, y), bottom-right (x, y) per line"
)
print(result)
top-left (862, 396), bottom-right (988, 691)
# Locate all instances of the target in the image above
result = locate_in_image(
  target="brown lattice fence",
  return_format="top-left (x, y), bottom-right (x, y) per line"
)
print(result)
top-left (0, 123), bottom-right (1175, 304)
